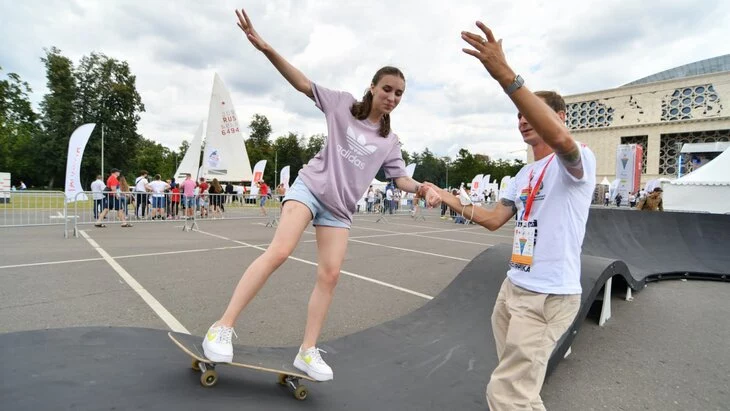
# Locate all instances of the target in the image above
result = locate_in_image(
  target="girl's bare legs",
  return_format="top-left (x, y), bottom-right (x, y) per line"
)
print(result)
top-left (301, 226), bottom-right (350, 349)
top-left (217, 200), bottom-right (312, 327)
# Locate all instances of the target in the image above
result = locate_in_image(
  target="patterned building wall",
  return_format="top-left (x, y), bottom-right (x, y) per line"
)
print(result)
top-left (562, 71), bottom-right (730, 182)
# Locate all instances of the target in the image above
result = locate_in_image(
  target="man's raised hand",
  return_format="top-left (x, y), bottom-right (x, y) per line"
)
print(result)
top-left (461, 21), bottom-right (514, 85)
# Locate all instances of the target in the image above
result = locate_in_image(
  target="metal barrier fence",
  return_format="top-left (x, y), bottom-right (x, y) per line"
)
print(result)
top-left (70, 191), bottom-right (282, 237)
top-left (0, 190), bottom-right (70, 229)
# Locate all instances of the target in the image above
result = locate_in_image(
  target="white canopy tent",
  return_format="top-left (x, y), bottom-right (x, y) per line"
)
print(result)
top-left (662, 147), bottom-right (730, 214)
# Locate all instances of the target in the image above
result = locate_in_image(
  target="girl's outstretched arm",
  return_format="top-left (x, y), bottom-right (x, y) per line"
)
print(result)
top-left (235, 8), bottom-right (313, 98)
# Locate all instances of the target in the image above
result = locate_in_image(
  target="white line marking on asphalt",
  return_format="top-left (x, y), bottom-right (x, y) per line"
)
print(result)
top-left (194, 229), bottom-right (434, 300)
top-left (114, 246), bottom-right (249, 260)
top-left (79, 230), bottom-right (190, 334)
top-left (0, 257), bottom-right (103, 270)
top-left (348, 239), bottom-right (471, 262)
top-left (350, 225), bottom-right (495, 246)
top-left (355, 218), bottom-right (514, 239)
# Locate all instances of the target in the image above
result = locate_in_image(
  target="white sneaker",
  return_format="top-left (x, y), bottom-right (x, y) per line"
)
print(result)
top-left (293, 346), bottom-right (333, 381)
top-left (202, 323), bottom-right (236, 363)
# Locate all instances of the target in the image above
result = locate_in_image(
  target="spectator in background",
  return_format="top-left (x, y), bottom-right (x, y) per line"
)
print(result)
top-left (385, 184), bottom-right (394, 214)
top-left (134, 170), bottom-right (149, 219)
top-left (198, 177), bottom-right (209, 218)
top-left (366, 186), bottom-right (375, 213)
top-left (90, 174), bottom-right (106, 220)
top-left (257, 180), bottom-right (269, 216)
top-left (181, 173), bottom-right (197, 219)
top-left (119, 175), bottom-right (133, 217)
top-left (209, 178), bottom-right (224, 218)
top-left (19, 180), bottom-right (27, 190)
top-left (225, 181), bottom-right (235, 204)
top-left (629, 192), bottom-right (637, 208)
top-left (170, 182), bottom-right (181, 219)
top-left (96, 168), bottom-right (132, 228)
top-left (146, 174), bottom-right (170, 220)
top-left (637, 187), bottom-right (664, 211)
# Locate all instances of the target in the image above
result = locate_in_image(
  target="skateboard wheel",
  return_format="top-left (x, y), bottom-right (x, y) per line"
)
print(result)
top-left (200, 370), bottom-right (218, 387)
top-left (277, 373), bottom-right (288, 385)
top-left (191, 359), bottom-right (201, 372)
top-left (294, 385), bottom-right (308, 401)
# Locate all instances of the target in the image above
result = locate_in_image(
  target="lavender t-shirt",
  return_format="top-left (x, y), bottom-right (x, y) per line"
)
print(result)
top-left (297, 83), bottom-right (408, 225)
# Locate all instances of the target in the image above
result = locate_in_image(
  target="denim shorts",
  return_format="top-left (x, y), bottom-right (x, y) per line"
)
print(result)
top-left (283, 178), bottom-right (350, 229)
top-left (152, 196), bottom-right (165, 208)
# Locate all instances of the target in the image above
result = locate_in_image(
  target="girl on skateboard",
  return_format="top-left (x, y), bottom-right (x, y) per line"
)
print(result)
top-left (203, 7), bottom-right (441, 381)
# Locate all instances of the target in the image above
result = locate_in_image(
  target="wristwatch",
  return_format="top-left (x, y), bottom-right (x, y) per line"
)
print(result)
top-left (504, 75), bottom-right (524, 96)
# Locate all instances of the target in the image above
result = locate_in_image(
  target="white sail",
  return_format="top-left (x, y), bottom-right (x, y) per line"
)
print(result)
top-left (174, 121), bottom-right (204, 180)
top-left (201, 73), bottom-right (254, 182)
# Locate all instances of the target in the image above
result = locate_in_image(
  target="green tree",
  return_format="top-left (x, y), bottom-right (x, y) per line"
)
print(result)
top-left (247, 113), bottom-right (272, 146)
top-left (0, 69), bottom-right (39, 185)
top-left (38, 47), bottom-right (78, 188)
top-left (245, 114), bottom-right (273, 179)
top-left (74, 52), bottom-right (145, 183)
top-left (272, 132), bottom-right (304, 184)
top-left (302, 133), bottom-right (325, 162)
top-left (134, 138), bottom-right (174, 178)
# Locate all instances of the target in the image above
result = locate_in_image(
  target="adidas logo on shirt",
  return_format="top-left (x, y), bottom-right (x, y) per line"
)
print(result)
top-left (337, 126), bottom-right (377, 170)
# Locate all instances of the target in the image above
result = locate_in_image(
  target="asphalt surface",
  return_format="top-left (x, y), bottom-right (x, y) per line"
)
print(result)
top-left (1, 208), bottom-right (728, 410)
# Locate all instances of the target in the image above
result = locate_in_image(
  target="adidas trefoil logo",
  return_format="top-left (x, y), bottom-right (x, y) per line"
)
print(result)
top-left (337, 126), bottom-right (378, 170)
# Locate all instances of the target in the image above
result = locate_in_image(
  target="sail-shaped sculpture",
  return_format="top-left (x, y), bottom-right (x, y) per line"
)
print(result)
top-left (200, 73), bottom-right (254, 182)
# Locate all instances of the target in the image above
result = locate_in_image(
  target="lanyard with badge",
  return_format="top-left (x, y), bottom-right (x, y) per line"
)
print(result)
top-left (510, 154), bottom-right (555, 270)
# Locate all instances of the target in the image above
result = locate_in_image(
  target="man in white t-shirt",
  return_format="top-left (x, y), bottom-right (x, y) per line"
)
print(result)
top-left (385, 186), bottom-right (394, 214)
top-left (145, 174), bottom-right (170, 220)
top-left (90, 174), bottom-right (106, 220)
top-left (426, 22), bottom-right (596, 410)
top-left (134, 170), bottom-right (150, 219)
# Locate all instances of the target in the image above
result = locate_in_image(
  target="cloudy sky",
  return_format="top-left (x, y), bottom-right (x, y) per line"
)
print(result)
top-left (2, 0), bottom-right (728, 161)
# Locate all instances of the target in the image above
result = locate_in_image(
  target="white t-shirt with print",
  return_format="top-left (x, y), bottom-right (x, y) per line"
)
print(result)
top-left (503, 144), bottom-right (596, 295)
top-left (148, 180), bottom-right (168, 197)
top-left (135, 176), bottom-right (149, 192)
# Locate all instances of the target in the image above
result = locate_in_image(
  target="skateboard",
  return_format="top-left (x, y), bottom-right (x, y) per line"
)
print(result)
top-left (168, 332), bottom-right (317, 400)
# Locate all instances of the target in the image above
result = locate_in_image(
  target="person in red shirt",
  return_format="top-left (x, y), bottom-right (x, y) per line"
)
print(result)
top-left (257, 180), bottom-right (269, 216)
top-left (95, 168), bottom-right (132, 227)
top-left (170, 183), bottom-right (181, 219)
top-left (198, 177), bottom-right (209, 218)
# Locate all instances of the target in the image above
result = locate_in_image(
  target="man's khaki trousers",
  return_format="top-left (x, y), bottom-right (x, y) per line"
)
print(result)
top-left (486, 278), bottom-right (580, 411)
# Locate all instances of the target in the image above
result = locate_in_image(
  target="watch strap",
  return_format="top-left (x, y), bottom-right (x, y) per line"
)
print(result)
top-left (505, 75), bottom-right (524, 96)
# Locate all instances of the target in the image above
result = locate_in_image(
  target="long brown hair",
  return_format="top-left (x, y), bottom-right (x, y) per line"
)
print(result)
top-left (350, 66), bottom-right (405, 137)
top-left (212, 178), bottom-right (222, 193)
top-left (119, 176), bottom-right (130, 192)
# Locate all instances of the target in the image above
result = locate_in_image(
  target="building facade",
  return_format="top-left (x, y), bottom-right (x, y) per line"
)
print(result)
top-left (529, 55), bottom-right (730, 186)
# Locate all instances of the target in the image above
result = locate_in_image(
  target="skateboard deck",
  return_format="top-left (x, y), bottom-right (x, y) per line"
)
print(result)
top-left (168, 332), bottom-right (317, 400)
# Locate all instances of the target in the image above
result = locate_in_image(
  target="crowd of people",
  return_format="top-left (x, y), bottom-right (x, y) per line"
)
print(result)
top-left (89, 169), bottom-right (280, 227)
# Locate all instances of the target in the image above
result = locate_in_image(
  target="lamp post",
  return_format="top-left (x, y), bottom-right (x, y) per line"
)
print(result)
top-left (445, 162), bottom-right (449, 189)
top-left (274, 151), bottom-right (278, 187)
top-left (101, 123), bottom-right (104, 176)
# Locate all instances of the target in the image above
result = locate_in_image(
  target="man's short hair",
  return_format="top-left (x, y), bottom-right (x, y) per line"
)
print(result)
top-left (535, 90), bottom-right (566, 114)
top-left (140, 170), bottom-right (148, 176)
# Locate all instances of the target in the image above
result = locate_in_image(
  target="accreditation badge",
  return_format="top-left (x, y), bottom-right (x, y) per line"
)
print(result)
top-left (510, 220), bottom-right (537, 271)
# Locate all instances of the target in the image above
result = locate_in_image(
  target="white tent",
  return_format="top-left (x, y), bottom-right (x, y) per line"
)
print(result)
top-left (662, 148), bottom-right (730, 214)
